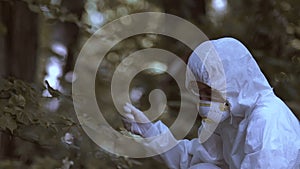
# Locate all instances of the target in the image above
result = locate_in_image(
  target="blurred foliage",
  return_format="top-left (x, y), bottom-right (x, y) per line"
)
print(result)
top-left (22, 0), bottom-right (80, 24)
top-left (208, 0), bottom-right (300, 117)
top-left (0, 78), bottom-right (143, 168)
top-left (0, 0), bottom-right (299, 168)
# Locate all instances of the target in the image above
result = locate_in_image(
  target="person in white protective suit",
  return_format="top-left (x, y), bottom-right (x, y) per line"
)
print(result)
top-left (122, 37), bottom-right (300, 169)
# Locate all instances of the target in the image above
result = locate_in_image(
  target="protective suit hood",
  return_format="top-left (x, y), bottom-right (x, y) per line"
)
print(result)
top-left (141, 37), bottom-right (300, 169)
top-left (186, 37), bottom-right (273, 117)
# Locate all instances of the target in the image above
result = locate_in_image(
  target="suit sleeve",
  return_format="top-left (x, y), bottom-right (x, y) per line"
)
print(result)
top-left (144, 121), bottom-right (226, 169)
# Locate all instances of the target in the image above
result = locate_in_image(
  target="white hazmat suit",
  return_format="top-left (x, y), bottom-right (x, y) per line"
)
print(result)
top-left (124, 37), bottom-right (300, 169)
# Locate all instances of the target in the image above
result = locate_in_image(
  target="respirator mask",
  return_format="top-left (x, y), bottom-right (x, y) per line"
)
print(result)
top-left (197, 100), bottom-right (230, 143)
top-left (188, 81), bottom-right (230, 142)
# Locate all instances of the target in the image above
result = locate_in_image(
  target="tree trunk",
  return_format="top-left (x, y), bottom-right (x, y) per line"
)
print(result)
top-left (0, 1), bottom-right (9, 78)
top-left (5, 0), bottom-right (38, 82)
top-left (162, 0), bottom-right (206, 23)
top-left (0, 0), bottom-right (38, 159)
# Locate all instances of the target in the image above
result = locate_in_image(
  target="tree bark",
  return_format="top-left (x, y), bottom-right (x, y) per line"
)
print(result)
top-left (0, 0), bottom-right (38, 159)
top-left (4, 0), bottom-right (38, 82)
top-left (162, 0), bottom-right (206, 23)
top-left (0, 1), bottom-right (9, 78)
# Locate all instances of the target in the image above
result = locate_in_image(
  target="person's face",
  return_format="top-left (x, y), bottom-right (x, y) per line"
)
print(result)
top-left (189, 81), bottom-right (225, 103)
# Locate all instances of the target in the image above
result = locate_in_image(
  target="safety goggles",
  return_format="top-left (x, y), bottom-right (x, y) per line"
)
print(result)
top-left (188, 81), bottom-right (225, 103)
top-left (198, 101), bottom-right (229, 111)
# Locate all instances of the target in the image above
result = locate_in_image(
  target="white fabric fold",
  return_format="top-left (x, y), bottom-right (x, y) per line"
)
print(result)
top-left (143, 37), bottom-right (300, 169)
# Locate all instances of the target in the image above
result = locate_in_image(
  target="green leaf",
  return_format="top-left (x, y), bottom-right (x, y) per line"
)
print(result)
top-left (28, 4), bottom-right (41, 13)
top-left (290, 39), bottom-right (300, 50)
top-left (16, 112), bottom-right (31, 125)
top-left (0, 113), bottom-right (17, 133)
top-left (3, 106), bottom-right (15, 115)
top-left (50, 0), bottom-right (61, 5)
top-left (9, 94), bottom-right (26, 107)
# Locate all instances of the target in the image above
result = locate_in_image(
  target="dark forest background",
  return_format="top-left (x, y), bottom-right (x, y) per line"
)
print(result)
top-left (0, 0), bottom-right (299, 168)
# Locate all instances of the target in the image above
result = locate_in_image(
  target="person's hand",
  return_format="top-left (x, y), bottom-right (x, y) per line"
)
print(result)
top-left (122, 103), bottom-right (153, 137)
